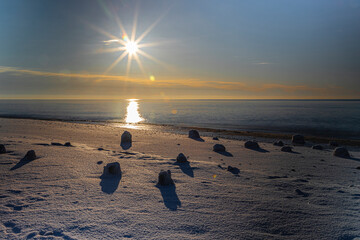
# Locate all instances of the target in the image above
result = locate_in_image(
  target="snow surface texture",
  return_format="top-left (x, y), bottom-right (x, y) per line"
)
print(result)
top-left (0, 118), bottom-right (360, 239)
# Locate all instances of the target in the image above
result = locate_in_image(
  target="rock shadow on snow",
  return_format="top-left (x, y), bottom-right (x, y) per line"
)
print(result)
top-left (174, 161), bottom-right (194, 178)
top-left (100, 162), bottom-right (122, 194)
top-left (10, 150), bottom-right (38, 171)
top-left (156, 184), bottom-right (181, 211)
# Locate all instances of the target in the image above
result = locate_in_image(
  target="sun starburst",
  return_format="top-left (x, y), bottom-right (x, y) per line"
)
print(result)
top-left (86, 7), bottom-right (171, 78)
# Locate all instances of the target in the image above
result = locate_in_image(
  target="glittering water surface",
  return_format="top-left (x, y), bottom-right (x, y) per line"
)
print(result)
top-left (0, 99), bottom-right (359, 139)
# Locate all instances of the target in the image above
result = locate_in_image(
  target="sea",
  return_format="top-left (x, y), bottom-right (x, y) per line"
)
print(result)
top-left (0, 99), bottom-right (359, 140)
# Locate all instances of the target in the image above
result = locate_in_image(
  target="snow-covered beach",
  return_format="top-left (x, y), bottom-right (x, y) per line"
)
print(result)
top-left (1, 118), bottom-right (359, 239)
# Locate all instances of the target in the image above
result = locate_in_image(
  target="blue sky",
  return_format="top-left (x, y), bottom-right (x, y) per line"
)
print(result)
top-left (0, 0), bottom-right (359, 99)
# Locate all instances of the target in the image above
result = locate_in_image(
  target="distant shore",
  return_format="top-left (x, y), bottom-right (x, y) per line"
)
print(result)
top-left (1, 116), bottom-right (360, 147)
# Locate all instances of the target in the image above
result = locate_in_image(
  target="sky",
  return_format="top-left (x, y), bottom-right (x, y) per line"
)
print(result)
top-left (0, 0), bottom-right (359, 99)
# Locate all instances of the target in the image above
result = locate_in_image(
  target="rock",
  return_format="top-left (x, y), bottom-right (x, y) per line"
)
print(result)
top-left (0, 144), bottom-right (6, 154)
top-left (102, 162), bottom-right (121, 177)
top-left (121, 131), bottom-right (132, 144)
top-left (244, 141), bottom-right (259, 149)
top-left (212, 137), bottom-right (219, 140)
top-left (329, 141), bottom-right (339, 147)
top-left (333, 147), bottom-right (350, 158)
top-left (227, 166), bottom-right (240, 174)
top-left (273, 140), bottom-right (284, 146)
top-left (292, 135), bottom-right (305, 145)
top-left (64, 142), bottom-right (72, 147)
top-left (213, 144), bottom-right (226, 152)
top-left (312, 145), bottom-right (323, 150)
top-left (157, 170), bottom-right (174, 186)
top-left (176, 153), bottom-right (188, 163)
top-left (24, 150), bottom-right (36, 161)
top-left (295, 189), bottom-right (309, 197)
top-left (281, 146), bottom-right (292, 152)
top-left (188, 130), bottom-right (200, 139)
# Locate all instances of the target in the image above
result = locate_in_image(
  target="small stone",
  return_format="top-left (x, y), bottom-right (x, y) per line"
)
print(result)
top-left (176, 153), bottom-right (188, 163)
top-left (64, 142), bottom-right (72, 147)
top-left (24, 150), bottom-right (36, 161)
top-left (213, 144), bottom-right (226, 152)
top-left (121, 131), bottom-right (132, 144)
top-left (244, 141), bottom-right (259, 149)
top-left (273, 140), bottom-right (284, 146)
top-left (0, 144), bottom-right (6, 154)
top-left (356, 166), bottom-right (360, 170)
top-left (157, 170), bottom-right (174, 186)
top-left (292, 135), bottom-right (305, 145)
top-left (102, 162), bottom-right (121, 177)
top-left (212, 137), bottom-right (219, 140)
top-left (188, 130), bottom-right (200, 139)
top-left (312, 145), bottom-right (323, 150)
top-left (281, 146), bottom-right (293, 152)
top-left (333, 147), bottom-right (350, 158)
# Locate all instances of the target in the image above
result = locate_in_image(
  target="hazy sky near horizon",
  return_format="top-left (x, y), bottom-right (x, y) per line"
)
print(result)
top-left (0, 0), bottom-right (359, 99)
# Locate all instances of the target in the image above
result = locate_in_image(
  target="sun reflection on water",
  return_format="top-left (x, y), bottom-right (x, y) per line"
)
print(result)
top-left (125, 99), bottom-right (144, 124)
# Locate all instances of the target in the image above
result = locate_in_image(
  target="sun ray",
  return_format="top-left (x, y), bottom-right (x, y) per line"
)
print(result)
top-left (131, 4), bottom-right (139, 42)
top-left (126, 54), bottom-right (133, 76)
top-left (133, 54), bottom-right (146, 76)
top-left (135, 12), bottom-right (166, 44)
top-left (95, 47), bottom-right (126, 54)
top-left (114, 15), bottom-right (128, 40)
top-left (104, 51), bottom-right (128, 74)
top-left (137, 49), bottom-right (174, 71)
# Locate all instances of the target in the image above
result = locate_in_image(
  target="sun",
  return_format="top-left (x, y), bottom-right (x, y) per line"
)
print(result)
top-left (125, 41), bottom-right (138, 55)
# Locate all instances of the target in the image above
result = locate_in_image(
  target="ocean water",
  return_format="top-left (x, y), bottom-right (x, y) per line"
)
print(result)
top-left (0, 99), bottom-right (359, 139)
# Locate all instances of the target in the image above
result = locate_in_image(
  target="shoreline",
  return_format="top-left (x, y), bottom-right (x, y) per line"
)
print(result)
top-left (1, 116), bottom-right (360, 146)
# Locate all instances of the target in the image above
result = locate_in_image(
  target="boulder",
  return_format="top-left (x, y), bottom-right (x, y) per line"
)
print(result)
top-left (292, 135), bottom-right (305, 145)
top-left (312, 145), bottom-right (323, 150)
top-left (212, 137), bottom-right (219, 141)
top-left (333, 147), bottom-right (350, 158)
top-left (157, 170), bottom-right (174, 186)
top-left (176, 153), bottom-right (188, 163)
top-left (213, 144), bottom-right (226, 152)
top-left (64, 142), bottom-right (72, 147)
top-left (0, 144), bottom-right (6, 154)
top-left (102, 162), bottom-right (121, 177)
top-left (121, 131), bottom-right (132, 144)
top-left (273, 140), bottom-right (284, 146)
top-left (24, 150), bottom-right (36, 161)
top-left (188, 130), bottom-right (200, 139)
top-left (281, 146), bottom-right (292, 152)
top-left (244, 141), bottom-right (259, 149)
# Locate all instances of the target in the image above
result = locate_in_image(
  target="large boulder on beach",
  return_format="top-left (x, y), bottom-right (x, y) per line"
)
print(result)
top-left (273, 140), bottom-right (284, 146)
top-left (157, 170), bottom-right (174, 186)
top-left (333, 147), bottom-right (350, 158)
top-left (121, 131), bottom-right (132, 144)
top-left (312, 145), bottom-right (323, 150)
top-left (244, 141), bottom-right (259, 149)
top-left (188, 130), bottom-right (200, 139)
top-left (102, 162), bottom-right (121, 177)
top-left (176, 153), bottom-right (188, 163)
top-left (281, 146), bottom-right (293, 152)
top-left (213, 144), bottom-right (226, 152)
top-left (292, 135), bottom-right (305, 145)
top-left (24, 150), bottom-right (36, 161)
top-left (0, 144), bottom-right (6, 154)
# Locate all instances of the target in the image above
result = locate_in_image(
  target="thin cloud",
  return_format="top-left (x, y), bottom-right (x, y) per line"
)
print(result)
top-left (0, 66), bottom-right (333, 94)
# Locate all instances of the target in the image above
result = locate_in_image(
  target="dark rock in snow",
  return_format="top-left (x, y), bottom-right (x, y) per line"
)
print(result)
top-left (188, 130), bottom-right (200, 139)
top-left (281, 146), bottom-right (293, 152)
top-left (312, 145), bottom-right (323, 150)
top-left (212, 137), bottom-right (219, 140)
top-left (102, 162), bottom-right (121, 177)
top-left (244, 141), bottom-right (259, 149)
top-left (213, 144), bottom-right (226, 152)
top-left (24, 150), bottom-right (36, 161)
top-left (273, 140), bottom-right (284, 146)
top-left (0, 144), bottom-right (6, 154)
top-left (157, 170), bottom-right (174, 186)
top-left (292, 135), bottom-right (305, 145)
top-left (333, 147), bottom-right (350, 158)
top-left (121, 131), bottom-right (132, 144)
top-left (176, 153), bottom-right (188, 163)
top-left (64, 142), bottom-right (72, 147)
